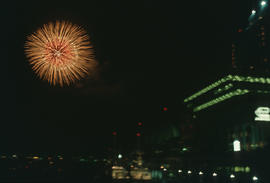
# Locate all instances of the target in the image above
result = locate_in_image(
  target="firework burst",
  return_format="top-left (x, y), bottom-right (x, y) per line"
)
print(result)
top-left (25, 21), bottom-right (96, 86)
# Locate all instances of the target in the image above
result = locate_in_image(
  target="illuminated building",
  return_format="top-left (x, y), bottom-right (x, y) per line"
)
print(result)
top-left (183, 74), bottom-right (270, 152)
top-left (112, 166), bottom-right (128, 179)
top-left (183, 2), bottom-right (270, 152)
top-left (232, 1), bottom-right (270, 73)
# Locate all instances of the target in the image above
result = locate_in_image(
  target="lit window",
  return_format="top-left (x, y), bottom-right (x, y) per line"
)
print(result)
top-left (233, 140), bottom-right (241, 152)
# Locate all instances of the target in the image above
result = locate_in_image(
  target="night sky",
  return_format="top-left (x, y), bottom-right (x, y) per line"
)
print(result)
top-left (3, 0), bottom-right (252, 153)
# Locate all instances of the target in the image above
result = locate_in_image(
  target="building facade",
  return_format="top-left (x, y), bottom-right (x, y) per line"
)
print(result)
top-left (184, 75), bottom-right (270, 152)
top-left (232, 0), bottom-right (270, 74)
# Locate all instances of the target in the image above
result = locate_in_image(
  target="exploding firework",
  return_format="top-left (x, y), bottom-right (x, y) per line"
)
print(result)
top-left (25, 21), bottom-right (95, 86)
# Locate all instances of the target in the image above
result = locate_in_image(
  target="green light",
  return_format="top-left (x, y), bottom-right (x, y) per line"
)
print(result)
top-left (184, 75), bottom-right (232, 102)
top-left (182, 147), bottom-right (188, 151)
top-left (214, 83), bottom-right (233, 95)
top-left (184, 75), bottom-right (270, 103)
top-left (245, 167), bottom-right (251, 173)
top-left (80, 158), bottom-right (86, 162)
top-left (193, 89), bottom-right (249, 112)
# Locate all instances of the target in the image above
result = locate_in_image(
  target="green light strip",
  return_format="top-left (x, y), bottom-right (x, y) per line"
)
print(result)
top-left (256, 90), bottom-right (270, 94)
top-left (214, 83), bottom-right (233, 94)
top-left (193, 89), bottom-right (249, 112)
top-left (184, 75), bottom-right (270, 103)
top-left (184, 75), bottom-right (232, 103)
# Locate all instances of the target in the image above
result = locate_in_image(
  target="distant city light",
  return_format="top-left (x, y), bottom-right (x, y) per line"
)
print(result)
top-left (12, 154), bottom-right (17, 159)
top-left (33, 156), bottom-right (39, 160)
top-left (136, 132), bottom-right (141, 137)
top-left (199, 171), bottom-right (203, 175)
top-left (233, 140), bottom-right (241, 152)
top-left (163, 168), bottom-right (167, 171)
top-left (245, 166), bottom-right (251, 173)
top-left (178, 169), bottom-right (182, 173)
top-left (160, 165), bottom-right (164, 169)
top-left (253, 176), bottom-right (258, 181)
top-left (213, 172), bottom-right (218, 177)
top-left (118, 154), bottom-right (122, 159)
top-left (261, 1), bottom-right (267, 6)
top-left (252, 10), bottom-right (256, 14)
top-left (138, 122), bottom-right (142, 126)
top-left (187, 170), bottom-right (192, 174)
top-left (182, 147), bottom-right (188, 151)
top-left (230, 174), bottom-right (235, 179)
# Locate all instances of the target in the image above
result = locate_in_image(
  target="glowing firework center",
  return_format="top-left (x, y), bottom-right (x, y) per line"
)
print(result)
top-left (44, 38), bottom-right (77, 67)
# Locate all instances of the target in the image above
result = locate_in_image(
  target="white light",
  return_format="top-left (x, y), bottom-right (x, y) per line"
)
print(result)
top-left (199, 171), bottom-right (203, 175)
top-left (252, 10), bottom-right (256, 14)
top-left (188, 170), bottom-right (192, 174)
top-left (163, 168), bottom-right (167, 171)
top-left (261, 1), bottom-right (267, 6)
top-left (255, 107), bottom-right (270, 121)
top-left (233, 140), bottom-right (241, 152)
top-left (118, 154), bottom-right (122, 159)
top-left (213, 172), bottom-right (218, 177)
top-left (253, 176), bottom-right (258, 181)
top-left (178, 169), bottom-right (182, 173)
top-left (230, 174), bottom-right (235, 179)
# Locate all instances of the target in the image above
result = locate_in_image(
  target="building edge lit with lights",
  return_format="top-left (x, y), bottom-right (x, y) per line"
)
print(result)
top-left (176, 1), bottom-right (270, 176)
top-left (183, 74), bottom-right (270, 153)
top-left (181, 0), bottom-right (270, 153)
top-left (232, 0), bottom-right (270, 74)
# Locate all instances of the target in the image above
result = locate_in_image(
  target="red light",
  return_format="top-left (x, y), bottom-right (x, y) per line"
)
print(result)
top-left (112, 131), bottom-right (117, 136)
top-left (238, 29), bottom-right (243, 33)
top-left (136, 133), bottom-right (141, 137)
top-left (138, 122), bottom-right (142, 126)
top-left (163, 107), bottom-right (168, 111)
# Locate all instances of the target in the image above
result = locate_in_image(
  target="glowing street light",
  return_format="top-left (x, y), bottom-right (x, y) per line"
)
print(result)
top-left (187, 170), bottom-right (192, 174)
top-left (261, 1), bottom-right (267, 6)
top-left (252, 10), bottom-right (256, 14)
top-left (199, 171), bottom-right (203, 175)
top-left (213, 172), bottom-right (218, 177)
top-left (230, 174), bottom-right (235, 179)
top-left (118, 154), bottom-right (122, 159)
top-left (178, 169), bottom-right (182, 173)
top-left (253, 176), bottom-right (258, 181)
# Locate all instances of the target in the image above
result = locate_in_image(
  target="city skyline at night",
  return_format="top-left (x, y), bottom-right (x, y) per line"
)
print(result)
top-left (3, 0), bottom-right (263, 152)
top-left (2, 0), bottom-right (270, 182)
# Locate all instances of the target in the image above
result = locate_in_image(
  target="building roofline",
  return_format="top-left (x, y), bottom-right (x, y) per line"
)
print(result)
top-left (184, 75), bottom-right (270, 103)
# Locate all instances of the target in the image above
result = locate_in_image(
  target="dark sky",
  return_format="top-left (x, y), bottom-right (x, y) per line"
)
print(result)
top-left (3, 0), bottom-right (254, 153)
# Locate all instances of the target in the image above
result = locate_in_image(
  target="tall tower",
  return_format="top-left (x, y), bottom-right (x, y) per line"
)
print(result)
top-left (233, 0), bottom-right (270, 74)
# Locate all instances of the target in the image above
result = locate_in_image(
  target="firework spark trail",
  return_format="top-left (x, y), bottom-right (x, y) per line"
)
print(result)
top-left (25, 21), bottom-right (96, 86)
